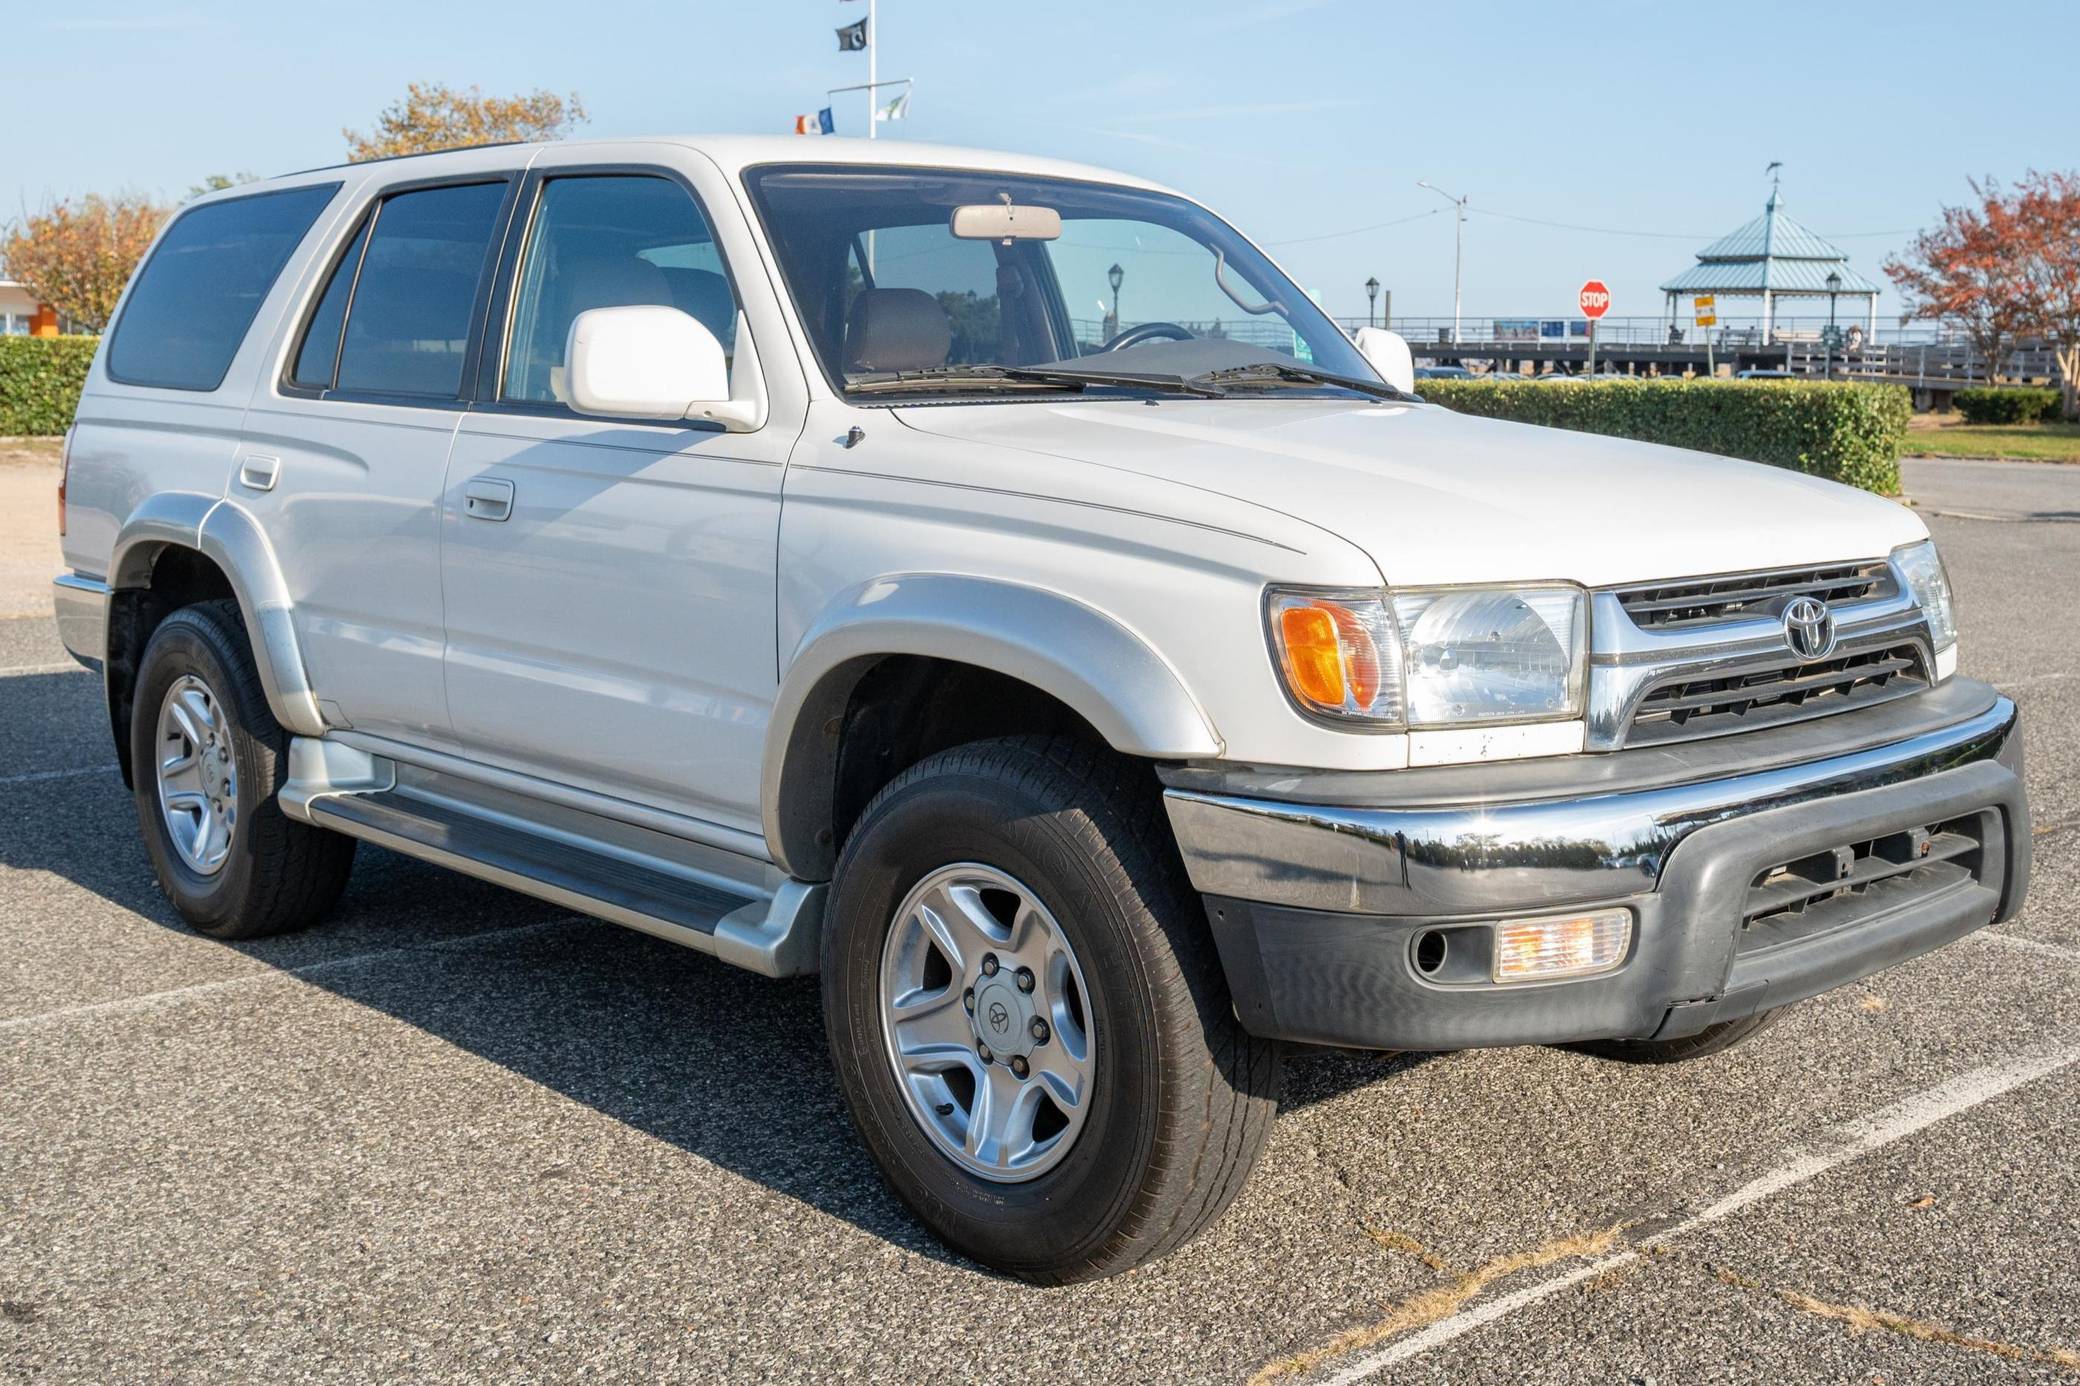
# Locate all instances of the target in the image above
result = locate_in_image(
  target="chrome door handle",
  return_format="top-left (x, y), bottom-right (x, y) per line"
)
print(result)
top-left (238, 454), bottom-right (280, 492)
top-left (463, 478), bottom-right (515, 522)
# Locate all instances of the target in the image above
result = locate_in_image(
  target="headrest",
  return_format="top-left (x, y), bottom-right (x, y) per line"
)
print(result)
top-left (844, 287), bottom-right (952, 373)
top-left (560, 255), bottom-right (672, 311)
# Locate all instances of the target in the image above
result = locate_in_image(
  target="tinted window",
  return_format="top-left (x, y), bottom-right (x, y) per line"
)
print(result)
top-left (289, 216), bottom-right (370, 389)
top-left (106, 184), bottom-right (337, 391)
top-left (503, 175), bottom-right (736, 405)
top-left (336, 181), bottom-right (507, 398)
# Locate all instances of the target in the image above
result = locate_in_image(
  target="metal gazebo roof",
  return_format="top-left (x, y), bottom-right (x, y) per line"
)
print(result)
top-left (1659, 187), bottom-right (1879, 298)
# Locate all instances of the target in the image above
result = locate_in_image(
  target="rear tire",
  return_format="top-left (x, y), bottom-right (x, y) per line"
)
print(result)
top-left (131, 599), bottom-right (356, 940)
top-left (1568, 1007), bottom-right (1781, 1064)
top-left (822, 735), bottom-right (1281, 1283)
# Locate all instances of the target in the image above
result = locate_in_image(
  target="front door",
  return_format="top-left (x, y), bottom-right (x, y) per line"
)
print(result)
top-left (438, 168), bottom-right (788, 837)
top-left (239, 176), bottom-right (516, 743)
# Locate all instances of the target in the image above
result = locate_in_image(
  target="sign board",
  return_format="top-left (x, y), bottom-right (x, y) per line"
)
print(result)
top-left (1578, 280), bottom-right (1612, 319)
top-left (1493, 318), bottom-right (1540, 343)
top-left (1820, 324), bottom-right (1845, 348)
top-left (1693, 294), bottom-right (1717, 328)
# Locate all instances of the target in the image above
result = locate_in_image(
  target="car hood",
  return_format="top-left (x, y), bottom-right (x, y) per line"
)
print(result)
top-left (892, 398), bottom-right (1927, 587)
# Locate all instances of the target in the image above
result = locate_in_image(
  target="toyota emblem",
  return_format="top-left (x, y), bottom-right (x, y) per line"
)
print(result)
top-left (1782, 596), bottom-right (1836, 662)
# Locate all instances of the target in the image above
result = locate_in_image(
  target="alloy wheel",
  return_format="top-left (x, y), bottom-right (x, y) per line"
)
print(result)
top-left (878, 863), bottom-right (1096, 1182)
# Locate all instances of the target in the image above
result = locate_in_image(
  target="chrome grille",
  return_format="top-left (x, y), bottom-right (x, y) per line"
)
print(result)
top-left (1627, 644), bottom-right (1928, 745)
top-left (1615, 561), bottom-right (1894, 630)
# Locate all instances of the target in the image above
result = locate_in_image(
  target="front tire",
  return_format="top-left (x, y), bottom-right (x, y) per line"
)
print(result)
top-left (822, 736), bottom-right (1280, 1283)
top-left (131, 599), bottom-right (356, 939)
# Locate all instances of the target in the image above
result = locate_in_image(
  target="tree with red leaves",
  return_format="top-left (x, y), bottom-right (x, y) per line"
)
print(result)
top-left (1887, 172), bottom-right (2080, 419)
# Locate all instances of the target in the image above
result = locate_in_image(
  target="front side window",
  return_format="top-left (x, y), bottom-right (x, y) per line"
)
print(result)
top-left (106, 183), bottom-right (337, 391)
top-left (744, 164), bottom-right (1374, 398)
top-left (503, 174), bottom-right (737, 405)
top-left (331, 181), bottom-right (507, 398)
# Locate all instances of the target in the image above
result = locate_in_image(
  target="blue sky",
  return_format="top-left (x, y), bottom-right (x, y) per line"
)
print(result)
top-left (11, 1), bottom-right (2073, 324)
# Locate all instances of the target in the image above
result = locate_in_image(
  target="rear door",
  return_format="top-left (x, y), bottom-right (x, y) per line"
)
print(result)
top-left (237, 175), bottom-right (517, 742)
top-left (437, 157), bottom-right (791, 835)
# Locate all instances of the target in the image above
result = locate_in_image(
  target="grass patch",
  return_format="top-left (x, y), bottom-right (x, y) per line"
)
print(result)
top-left (1904, 419), bottom-right (2080, 462)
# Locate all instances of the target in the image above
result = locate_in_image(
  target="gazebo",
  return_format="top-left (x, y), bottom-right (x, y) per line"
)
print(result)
top-left (1661, 182), bottom-right (1878, 343)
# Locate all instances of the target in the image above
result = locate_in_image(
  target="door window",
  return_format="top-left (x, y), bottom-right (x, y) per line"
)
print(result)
top-left (502, 175), bottom-right (738, 405)
top-left (330, 181), bottom-right (507, 398)
top-left (289, 217), bottom-right (370, 389)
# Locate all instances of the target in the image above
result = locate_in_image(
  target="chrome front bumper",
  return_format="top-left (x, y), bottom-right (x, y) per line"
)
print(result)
top-left (52, 573), bottom-right (110, 668)
top-left (1162, 681), bottom-right (2030, 1049)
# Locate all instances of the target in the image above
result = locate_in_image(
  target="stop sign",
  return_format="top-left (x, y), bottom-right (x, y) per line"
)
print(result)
top-left (1578, 280), bottom-right (1612, 319)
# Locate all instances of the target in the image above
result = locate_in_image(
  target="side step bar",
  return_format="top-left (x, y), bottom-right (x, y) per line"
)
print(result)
top-left (281, 738), bottom-right (823, 977)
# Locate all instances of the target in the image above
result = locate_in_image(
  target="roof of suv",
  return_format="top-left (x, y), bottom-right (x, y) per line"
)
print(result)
top-left (266, 134), bottom-right (1174, 197)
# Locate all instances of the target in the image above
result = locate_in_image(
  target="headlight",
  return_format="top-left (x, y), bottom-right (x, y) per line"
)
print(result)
top-left (1892, 539), bottom-right (1957, 652)
top-left (1267, 585), bottom-right (1587, 729)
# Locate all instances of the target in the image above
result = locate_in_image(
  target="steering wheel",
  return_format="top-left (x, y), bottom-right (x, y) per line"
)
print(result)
top-left (1099, 321), bottom-right (1194, 352)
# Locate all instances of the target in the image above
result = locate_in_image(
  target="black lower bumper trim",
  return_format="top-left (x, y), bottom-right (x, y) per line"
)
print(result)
top-left (1203, 725), bottom-right (2030, 1051)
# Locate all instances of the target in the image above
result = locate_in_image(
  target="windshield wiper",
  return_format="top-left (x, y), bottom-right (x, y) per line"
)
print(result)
top-left (1186, 361), bottom-right (1416, 402)
top-left (849, 364), bottom-right (1227, 398)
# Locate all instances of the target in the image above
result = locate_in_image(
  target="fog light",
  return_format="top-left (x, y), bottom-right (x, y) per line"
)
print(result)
top-left (1492, 909), bottom-right (1632, 983)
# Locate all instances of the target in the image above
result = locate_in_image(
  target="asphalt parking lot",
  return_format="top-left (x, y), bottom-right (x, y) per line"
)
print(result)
top-left (3, 449), bottom-right (2077, 1383)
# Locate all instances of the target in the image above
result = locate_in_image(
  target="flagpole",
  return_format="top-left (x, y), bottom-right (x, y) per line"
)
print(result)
top-left (867, 0), bottom-right (877, 141)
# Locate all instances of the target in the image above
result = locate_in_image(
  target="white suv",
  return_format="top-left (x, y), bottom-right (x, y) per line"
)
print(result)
top-left (52, 136), bottom-right (2030, 1282)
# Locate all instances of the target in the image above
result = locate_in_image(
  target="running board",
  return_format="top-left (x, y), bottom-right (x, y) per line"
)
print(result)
top-left (281, 738), bottom-right (823, 977)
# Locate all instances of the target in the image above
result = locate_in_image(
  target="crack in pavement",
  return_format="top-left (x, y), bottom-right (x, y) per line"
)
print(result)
top-left (1248, 1224), bottom-right (1630, 1385)
top-left (1711, 1264), bottom-right (2080, 1374)
top-left (1257, 1044), bottom-right (2080, 1385)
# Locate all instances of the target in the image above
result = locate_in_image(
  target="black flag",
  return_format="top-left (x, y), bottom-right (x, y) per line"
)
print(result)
top-left (836, 17), bottom-right (868, 51)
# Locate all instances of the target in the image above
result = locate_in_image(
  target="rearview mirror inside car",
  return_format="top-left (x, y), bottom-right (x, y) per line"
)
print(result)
top-left (949, 202), bottom-right (1062, 241)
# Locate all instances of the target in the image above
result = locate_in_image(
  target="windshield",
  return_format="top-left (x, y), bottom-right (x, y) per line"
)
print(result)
top-left (743, 164), bottom-right (1374, 396)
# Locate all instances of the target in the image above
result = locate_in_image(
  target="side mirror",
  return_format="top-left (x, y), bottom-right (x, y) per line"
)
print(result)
top-left (566, 305), bottom-right (757, 430)
top-left (1353, 327), bottom-right (1415, 395)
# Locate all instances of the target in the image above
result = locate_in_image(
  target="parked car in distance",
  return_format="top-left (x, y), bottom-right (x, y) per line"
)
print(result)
top-left (54, 135), bottom-right (2030, 1284)
top-left (1736, 368), bottom-right (1800, 379)
top-left (1414, 364), bottom-right (1476, 379)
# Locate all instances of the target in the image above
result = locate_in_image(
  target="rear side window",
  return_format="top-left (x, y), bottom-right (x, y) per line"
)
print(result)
top-left (332, 181), bottom-right (507, 398)
top-left (105, 184), bottom-right (337, 391)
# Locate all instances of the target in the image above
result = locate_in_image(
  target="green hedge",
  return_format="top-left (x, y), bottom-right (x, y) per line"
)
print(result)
top-left (0, 336), bottom-right (98, 436)
top-left (1953, 386), bottom-right (2061, 425)
top-left (1415, 378), bottom-right (1910, 494)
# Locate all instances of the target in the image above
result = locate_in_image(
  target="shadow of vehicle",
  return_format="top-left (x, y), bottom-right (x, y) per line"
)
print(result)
top-left (2, 663), bottom-right (1435, 1273)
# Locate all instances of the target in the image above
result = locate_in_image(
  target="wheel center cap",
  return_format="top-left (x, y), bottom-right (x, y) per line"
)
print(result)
top-left (973, 978), bottom-right (1032, 1058)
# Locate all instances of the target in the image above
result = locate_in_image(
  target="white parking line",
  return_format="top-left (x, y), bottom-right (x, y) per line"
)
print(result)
top-left (1320, 1045), bottom-right (2080, 1384)
top-left (0, 915), bottom-right (585, 1034)
top-left (0, 763), bottom-right (118, 786)
top-left (0, 661), bottom-right (87, 675)
top-left (1979, 931), bottom-right (2080, 963)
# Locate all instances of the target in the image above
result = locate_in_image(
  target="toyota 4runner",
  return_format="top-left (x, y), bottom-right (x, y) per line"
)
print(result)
top-left (52, 136), bottom-right (2030, 1283)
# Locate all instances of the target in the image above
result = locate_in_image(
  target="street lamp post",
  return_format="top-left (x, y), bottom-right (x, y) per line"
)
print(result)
top-left (1825, 270), bottom-right (1842, 379)
top-left (1417, 180), bottom-right (1468, 345)
top-left (1364, 276), bottom-right (1379, 329)
top-left (1106, 262), bottom-right (1124, 341)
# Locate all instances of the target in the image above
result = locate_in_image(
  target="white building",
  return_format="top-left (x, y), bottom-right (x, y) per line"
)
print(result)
top-left (1, 279), bottom-right (51, 336)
